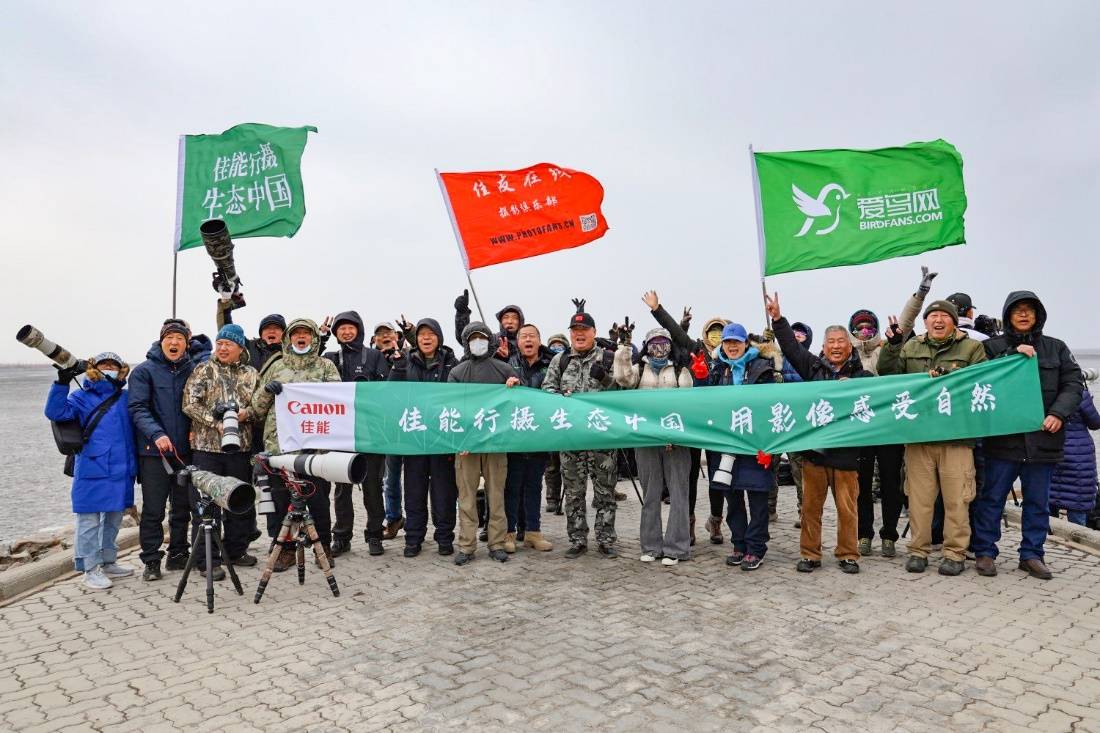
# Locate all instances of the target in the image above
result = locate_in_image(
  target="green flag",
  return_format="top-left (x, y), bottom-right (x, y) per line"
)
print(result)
top-left (174, 123), bottom-right (316, 252)
top-left (753, 139), bottom-right (966, 276)
top-left (274, 356), bottom-right (1042, 455)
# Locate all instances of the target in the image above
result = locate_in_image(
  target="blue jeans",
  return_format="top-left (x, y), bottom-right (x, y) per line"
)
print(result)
top-left (1051, 507), bottom-right (1089, 526)
top-left (74, 511), bottom-right (124, 572)
top-left (726, 489), bottom-right (770, 558)
top-left (505, 453), bottom-right (547, 533)
top-left (971, 458), bottom-right (1054, 561)
top-left (384, 454), bottom-right (403, 524)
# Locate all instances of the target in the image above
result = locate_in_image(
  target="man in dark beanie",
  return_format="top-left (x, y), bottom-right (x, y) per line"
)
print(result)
top-left (129, 318), bottom-right (203, 581)
top-left (878, 299), bottom-right (987, 576)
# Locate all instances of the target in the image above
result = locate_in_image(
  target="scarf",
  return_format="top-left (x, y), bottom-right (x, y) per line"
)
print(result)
top-left (717, 346), bottom-right (759, 385)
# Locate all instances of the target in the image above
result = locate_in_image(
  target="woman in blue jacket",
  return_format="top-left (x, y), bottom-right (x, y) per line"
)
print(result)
top-left (1049, 386), bottom-right (1100, 526)
top-left (45, 353), bottom-right (137, 591)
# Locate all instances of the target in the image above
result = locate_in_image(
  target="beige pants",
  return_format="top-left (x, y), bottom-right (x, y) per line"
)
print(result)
top-left (455, 453), bottom-right (507, 554)
top-left (904, 443), bottom-right (976, 561)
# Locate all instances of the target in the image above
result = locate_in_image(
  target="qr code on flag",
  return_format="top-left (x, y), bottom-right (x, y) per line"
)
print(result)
top-left (579, 213), bottom-right (598, 232)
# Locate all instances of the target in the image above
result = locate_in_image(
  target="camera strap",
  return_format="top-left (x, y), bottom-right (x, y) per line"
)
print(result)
top-left (80, 387), bottom-right (123, 445)
top-left (157, 445), bottom-right (187, 476)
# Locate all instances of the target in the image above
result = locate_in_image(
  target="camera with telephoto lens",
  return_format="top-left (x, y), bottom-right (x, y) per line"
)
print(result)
top-left (253, 464), bottom-right (276, 515)
top-left (175, 466), bottom-right (256, 514)
top-left (200, 218), bottom-right (243, 298)
top-left (973, 314), bottom-right (1002, 338)
top-left (711, 454), bottom-right (736, 486)
top-left (219, 401), bottom-right (241, 453)
top-left (15, 325), bottom-right (87, 372)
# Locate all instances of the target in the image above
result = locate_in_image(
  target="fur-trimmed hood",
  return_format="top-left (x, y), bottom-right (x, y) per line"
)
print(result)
top-left (85, 356), bottom-right (131, 383)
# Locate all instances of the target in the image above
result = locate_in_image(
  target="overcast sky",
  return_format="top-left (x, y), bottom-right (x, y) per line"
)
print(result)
top-left (2, 1), bottom-right (1098, 366)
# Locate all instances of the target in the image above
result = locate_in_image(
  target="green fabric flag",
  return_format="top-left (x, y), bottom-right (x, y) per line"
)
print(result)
top-left (274, 356), bottom-right (1042, 455)
top-left (753, 139), bottom-right (966, 276)
top-left (174, 123), bottom-right (316, 252)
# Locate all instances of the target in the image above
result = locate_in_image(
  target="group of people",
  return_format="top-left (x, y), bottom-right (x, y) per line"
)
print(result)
top-left (45, 265), bottom-right (1095, 592)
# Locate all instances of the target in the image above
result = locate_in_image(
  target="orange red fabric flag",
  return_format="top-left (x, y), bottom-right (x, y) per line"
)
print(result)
top-left (438, 163), bottom-right (609, 269)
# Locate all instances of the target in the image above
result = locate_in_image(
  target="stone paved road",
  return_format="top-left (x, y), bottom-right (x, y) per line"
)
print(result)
top-left (2, 483), bottom-right (1100, 732)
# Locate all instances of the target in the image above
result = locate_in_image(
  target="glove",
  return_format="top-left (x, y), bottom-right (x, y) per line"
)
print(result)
top-left (54, 363), bottom-right (82, 385)
top-left (680, 306), bottom-right (692, 332)
top-left (918, 266), bottom-right (938, 295)
top-left (454, 289), bottom-right (471, 315)
top-left (212, 401), bottom-right (238, 420)
top-left (385, 348), bottom-right (405, 364)
top-left (690, 351), bottom-right (709, 380)
top-left (589, 362), bottom-right (607, 382)
top-left (265, 380), bottom-right (283, 396)
top-left (618, 316), bottom-right (634, 346)
top-left (885, 323), bottom-right (904, 346)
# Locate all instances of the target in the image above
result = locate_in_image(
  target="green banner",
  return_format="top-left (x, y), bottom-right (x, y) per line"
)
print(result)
top-left (754, 139), bottom-right (966, 276)
top-left (275, 357), bottom-right (1043, 455)
top-left (175, 123), bottom-right (316, 252)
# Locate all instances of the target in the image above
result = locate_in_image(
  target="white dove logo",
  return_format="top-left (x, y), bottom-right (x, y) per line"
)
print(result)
top-left (792, 182), bottom-right (851, 237)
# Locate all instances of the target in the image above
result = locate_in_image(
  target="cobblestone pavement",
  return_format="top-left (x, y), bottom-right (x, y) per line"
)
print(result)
top-left (2, 482), bottom-right (1100, 732)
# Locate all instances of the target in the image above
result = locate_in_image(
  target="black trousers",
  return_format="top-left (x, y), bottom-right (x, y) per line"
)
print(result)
top-left (266, 472), bottom-right (332, 548)
top-left (332, 453), bottom-right (386, 542)
top-left (403, 454), bottom-right (457, 549)
top-left (688, 448), bottom-right (701, 514)
top-left (857, 444), bottom-right (904, 541)
top-left (190, 451), bottom-right (256, 566)
top-left (138, 455), bottom-right (193, 565)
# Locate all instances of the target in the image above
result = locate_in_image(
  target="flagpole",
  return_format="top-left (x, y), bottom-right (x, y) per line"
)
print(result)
top-left (748, 144), bottom-right (771, 331)
top-left (435, 168), bottom-right (486, 323)
top-left (172, 134), bottom-right (186, 318)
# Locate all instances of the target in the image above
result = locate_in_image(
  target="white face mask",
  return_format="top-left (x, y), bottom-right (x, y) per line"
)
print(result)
top-left (469, 338), bottom-right (489, 357)
top-left (291, 343), bottom-right (311, 355)
top-left (100, 370), bottom-right (119, 381)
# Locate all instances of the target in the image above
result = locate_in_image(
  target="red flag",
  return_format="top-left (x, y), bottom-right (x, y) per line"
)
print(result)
top-left (438, 163), bottom-right (609, 269)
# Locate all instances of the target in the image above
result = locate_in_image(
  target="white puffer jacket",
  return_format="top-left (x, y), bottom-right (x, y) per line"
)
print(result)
top-left (612, 344), bottom-right (693, 390)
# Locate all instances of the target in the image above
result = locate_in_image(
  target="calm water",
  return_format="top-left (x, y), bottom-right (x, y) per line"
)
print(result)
top-left (2, 353), bottom-right (1099, 543)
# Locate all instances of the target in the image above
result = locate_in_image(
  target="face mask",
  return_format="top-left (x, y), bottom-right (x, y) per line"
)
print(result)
top-left (469, 338), bottom-right (489, 357)
top-left (857, 327), bottom-right (877, 340)
top-left (100, 370), bottom-right (119, 381)
top-left (291, 343), bottom-right (311, 355)
top-left (549, 344), bottom-right (565, 354)
top-left (647, 339), bottom-right (671, 359)
top-left (706, 331), bottom-right (722, 348)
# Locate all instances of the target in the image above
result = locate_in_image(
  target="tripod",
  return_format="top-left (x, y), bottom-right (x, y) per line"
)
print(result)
top-left (254, 478), bottom-right (339, 604)
top-left (174, 495), bottom-right (244, 613)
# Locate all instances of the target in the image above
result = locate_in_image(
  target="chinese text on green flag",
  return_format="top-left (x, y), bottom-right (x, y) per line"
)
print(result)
top-left (274, 356), bottom-right (1041, 455)
top-left (753, 139), bottom-right (966, 276)
top-left (175, 123), bottom-right (316, 252)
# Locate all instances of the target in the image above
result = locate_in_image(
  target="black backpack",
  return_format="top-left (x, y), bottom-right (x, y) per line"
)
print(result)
top-left (52, 387), bottom-right (123, 477)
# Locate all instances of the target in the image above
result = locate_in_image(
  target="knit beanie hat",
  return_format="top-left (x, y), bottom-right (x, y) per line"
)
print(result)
top-left (923, 300), bottom-right (959, 325)
top-left (216, 324), bottom-right (248, 349)
top-left (160, 318), bottom-right (191, 341)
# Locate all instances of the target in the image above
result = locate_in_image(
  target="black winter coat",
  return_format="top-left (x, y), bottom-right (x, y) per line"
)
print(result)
top-left (982, 291), bottom-right (1084, 464)
top-left (387, 318), bottom-right (458, 383)
top-left (509, 347), bottom-right (554, 390)
top-left (774, 316), bottom-right (874, 471)
top-left (128, 339), bottom-right (209, 459)
top-left (323, 310), bottom-right (388, 383)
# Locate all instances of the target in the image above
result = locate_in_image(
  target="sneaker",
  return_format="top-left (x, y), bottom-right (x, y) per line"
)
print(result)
top-left (564, 544), bottom-right (587, 559)
top-left (331, 538), bottom-right (352, 557)
top-left (142, 562), bottom-right (162, 582)
top-left (640, 554), bottom-right (658, 563)
top-left (368, 539), bottom-right (384, 556)
top-left (796, 559), bottom-right (820, 573)
top-left (230, 553), bottom-right (257, 567)
top-left (881, 539), bottom-right (896, 558)
top-left (199, 565), bottom-right (226, 581)
top-left (906, 556), bottom-right (928, 573)
top-left (858, 538), bottom-right (872, 556)
top-left (661, 557), bottom-right (679, 567)
top-left (83, 567), bottom-right (113, 590)
top-left (403, 544), bottom-right (421, 558)
top-left (939, 558), bottom-right (965, 576)
top-left (705, 515), bottom-right (724, 545)
top-left (838, 559), bottom-right (860, 574)
top-left (489, 549), bottom-right (509, 563)
top-left (164, 553), bottom-right (189, 571)
top-left (437, 544), bottom-right (454, 556)
top-left (726, 551), bottom-right (744, 567)
top-left (454, 552), bottom-right (473, 566)
top-left (597, 545), bottom-right (619, 559)
top-left (382, 517), bottom-right (404, 540)
top-left (741, 554), bottom-right (763, 571)
top-left (101, 562), bottom-right (134, 578)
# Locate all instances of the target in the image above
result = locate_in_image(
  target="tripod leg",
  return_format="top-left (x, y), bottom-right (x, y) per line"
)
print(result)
top-left (174, 523), bottom-right (202, 603)
top-left (901, 521), bottom-right (910, 539)
top-left (205, 523), bottom-right (215, 614)
top-left (296, 537), bottom-right (306, 586)
top-left (213, 523), bottom-right (243, 595)
top-left (255, 515), bottom-right (295, 604)
top-left (304, 517), bottom-right (339, 597)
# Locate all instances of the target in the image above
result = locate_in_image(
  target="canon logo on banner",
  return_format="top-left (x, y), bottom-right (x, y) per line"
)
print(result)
top-left (287, 400), bottom-right (347, 416)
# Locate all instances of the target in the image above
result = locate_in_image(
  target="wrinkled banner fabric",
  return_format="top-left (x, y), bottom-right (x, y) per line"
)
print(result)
top-left (275, 356), bottom-right (1042, 456)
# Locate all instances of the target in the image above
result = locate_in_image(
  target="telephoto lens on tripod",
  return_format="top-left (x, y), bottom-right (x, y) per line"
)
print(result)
top-left (265, 451), bottom-right (369, 484)
top-left (711, 454), bottom-right (736, 486)
top-left (15, 325), bottom-right (86, 371)
top-left (254, 465), bottom-right (276, 515)
top-left (200, 218), bottom-right (240, 292)
top-left (220, 403), bottom-right (241, 453)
